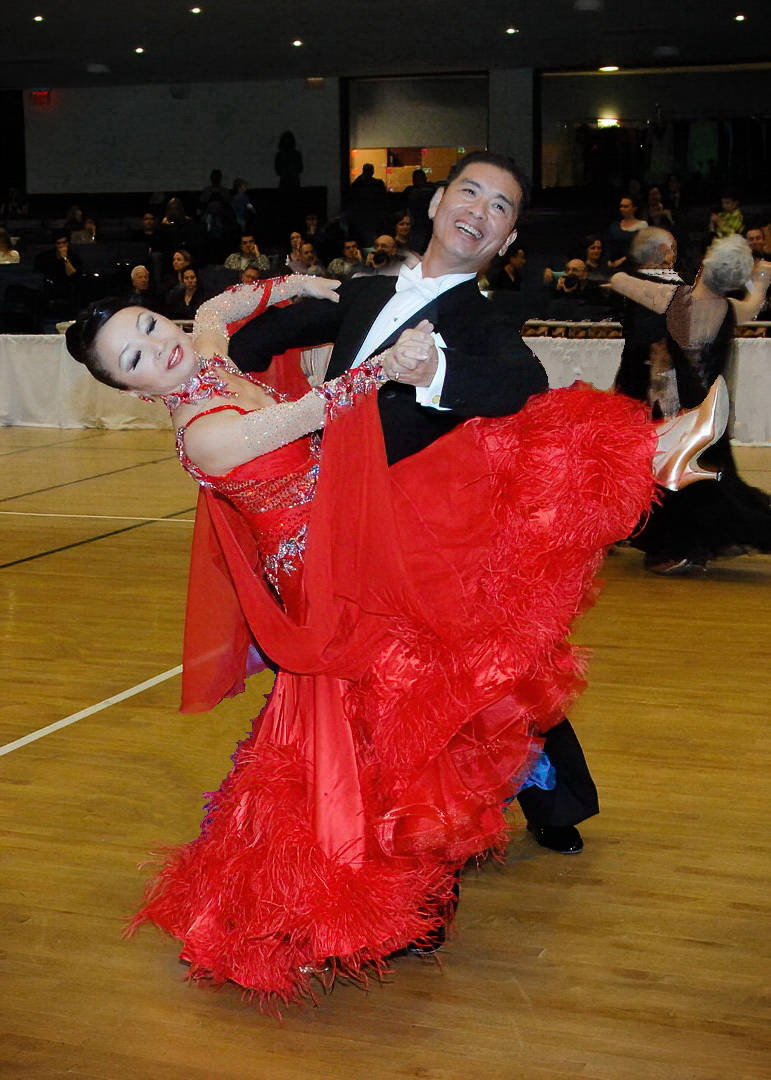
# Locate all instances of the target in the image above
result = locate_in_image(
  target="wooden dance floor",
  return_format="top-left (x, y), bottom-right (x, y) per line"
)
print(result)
top-left (1, 425), bottom-right (769, 1080)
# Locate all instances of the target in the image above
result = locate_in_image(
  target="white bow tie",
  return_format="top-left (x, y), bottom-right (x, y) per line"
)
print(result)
top-left (394, 263), bottom-right (442, 300)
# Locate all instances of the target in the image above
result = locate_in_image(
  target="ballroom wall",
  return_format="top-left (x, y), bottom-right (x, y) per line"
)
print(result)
top-left (488, 69), bottom-right (534, 182)
top-left (23, 78), bottom-right (342, 207)
top-left (541, 67), bottom-right (771, 190)
top-left (541, 67), bottom-right (771, 128)
top-left (348, 75), bottom-right (489, 148)
top-left (23, 69), bottom-right (537, 214)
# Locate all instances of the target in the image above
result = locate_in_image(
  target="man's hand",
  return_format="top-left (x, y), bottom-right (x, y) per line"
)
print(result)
top-left (386, 319), bottom-right (439, 387)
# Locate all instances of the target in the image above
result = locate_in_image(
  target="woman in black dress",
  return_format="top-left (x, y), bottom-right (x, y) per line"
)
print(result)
top-left (611, 234), bottom-right (771, 575)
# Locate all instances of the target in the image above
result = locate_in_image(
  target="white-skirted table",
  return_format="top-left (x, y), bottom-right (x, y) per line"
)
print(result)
top-left (527, 334), bottom-right (771, 445)
top-left (0, 332), bottom-right (769, 444)
top-left (0, 334), bottom-right (169, 429)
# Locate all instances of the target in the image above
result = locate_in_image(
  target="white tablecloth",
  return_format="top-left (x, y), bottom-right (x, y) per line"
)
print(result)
top-left (0, 334), bottom-right (169, 429)
top-left (528, 335), bottom-right (771, 445)
top-left (1, 333), bottom-right (769, 444)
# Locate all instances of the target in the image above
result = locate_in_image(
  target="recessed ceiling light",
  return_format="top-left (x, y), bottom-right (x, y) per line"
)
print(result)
top-left (599, 65), bottom-right (619, 72)
top-left (505, 27), bottom-right (519, 34)
top-left (135, 47), bottom-right (145, 54)
top-left (190, 6), bottom-right (202, 12)
top-left (292, 39), bottom-right (303, 47)
top-left (734, 13), bottom-right (745, 20)
top-left (33, 14), bottom-right (44, 21)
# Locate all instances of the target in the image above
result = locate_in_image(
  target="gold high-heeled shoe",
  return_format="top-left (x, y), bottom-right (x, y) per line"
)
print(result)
top-left (653, 376), bottom-right (729, 492)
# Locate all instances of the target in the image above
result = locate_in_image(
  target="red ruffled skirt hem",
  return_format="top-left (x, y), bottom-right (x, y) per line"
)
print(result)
top-left (130, 385), bottom-right (656, 1009)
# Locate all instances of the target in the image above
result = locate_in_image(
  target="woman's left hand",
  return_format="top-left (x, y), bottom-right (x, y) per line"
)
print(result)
top-left (299, 276), bottom-right (341, 303)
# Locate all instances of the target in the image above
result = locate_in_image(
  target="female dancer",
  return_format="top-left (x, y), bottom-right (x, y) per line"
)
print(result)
top-left (66, 276), bottom-right (726, 1009)
top-left (611, 234), bottom-right (771, 574)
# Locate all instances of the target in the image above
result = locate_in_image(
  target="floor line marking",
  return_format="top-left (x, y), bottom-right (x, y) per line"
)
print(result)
top-left (0, 431), bottom-right (169, 459)
top-left (0, 506), bottom-right (196, 568)
top-left (0, 454), bottom-right (176, 504)
top-left (0, 511), bottom-right (195, 523)
top-left (0, 666), bottom-right (183, 757)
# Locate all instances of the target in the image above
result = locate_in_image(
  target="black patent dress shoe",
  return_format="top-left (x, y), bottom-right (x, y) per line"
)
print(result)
top-left (527, 823), bottom-right (584, 854)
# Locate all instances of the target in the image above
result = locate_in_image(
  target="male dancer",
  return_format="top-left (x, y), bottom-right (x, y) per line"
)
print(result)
top-left (230, 151), bottom-right (597, 855)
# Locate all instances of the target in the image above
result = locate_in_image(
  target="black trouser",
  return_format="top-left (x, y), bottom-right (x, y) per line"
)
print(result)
top-left (516, 719), bottom-right (599, 828)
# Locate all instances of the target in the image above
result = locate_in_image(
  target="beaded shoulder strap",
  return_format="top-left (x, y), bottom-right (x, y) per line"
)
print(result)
top-left (175, 402), bottom-right (250, 486)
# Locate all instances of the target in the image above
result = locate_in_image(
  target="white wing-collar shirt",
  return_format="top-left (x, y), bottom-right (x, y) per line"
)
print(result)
top-left (351, 262), bottom-right (477, 410)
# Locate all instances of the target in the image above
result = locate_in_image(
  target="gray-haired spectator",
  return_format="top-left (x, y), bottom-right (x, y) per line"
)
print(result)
top-left (127, 265), bottom-right (158, 307)
top-left (629, 227), bottom-right (679, 275)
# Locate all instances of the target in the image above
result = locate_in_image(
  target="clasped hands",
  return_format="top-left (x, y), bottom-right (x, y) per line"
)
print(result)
top-left (383, 319), bottom-right (439, 387)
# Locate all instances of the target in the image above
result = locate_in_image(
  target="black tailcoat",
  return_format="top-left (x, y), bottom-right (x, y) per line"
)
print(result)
top-left (229, 275), bottom-right (548, 463)
top-left (229, 274), bottom-right (596, 827)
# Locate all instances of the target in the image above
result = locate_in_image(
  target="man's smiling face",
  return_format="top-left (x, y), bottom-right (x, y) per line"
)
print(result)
top-left (427, 162), bottom-right (521, 275)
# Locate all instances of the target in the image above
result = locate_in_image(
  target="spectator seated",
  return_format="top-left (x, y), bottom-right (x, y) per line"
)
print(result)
top-left (223, 234), bottom-right (270, 275)
top-left (0, 265), bottom-right (46, 332)
top-left (326, 239), bottom-right (363, 280)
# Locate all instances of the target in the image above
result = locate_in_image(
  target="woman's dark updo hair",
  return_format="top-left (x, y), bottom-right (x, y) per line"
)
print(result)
top-left (65, 297), bottom-right (140, 390)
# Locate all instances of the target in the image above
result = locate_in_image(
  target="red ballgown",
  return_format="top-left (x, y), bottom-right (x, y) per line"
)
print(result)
top-left (130, 378), bottom-right (657, 1010)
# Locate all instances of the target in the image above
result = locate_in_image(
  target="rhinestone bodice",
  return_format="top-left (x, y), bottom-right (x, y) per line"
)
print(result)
top-left (176, 370), bottom-right (321, 608)
top-left (189, 430), bottom-right (320, 607)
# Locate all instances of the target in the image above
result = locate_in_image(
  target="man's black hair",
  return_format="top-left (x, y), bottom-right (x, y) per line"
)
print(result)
top-left (445, 151), bottom-right (531, 215)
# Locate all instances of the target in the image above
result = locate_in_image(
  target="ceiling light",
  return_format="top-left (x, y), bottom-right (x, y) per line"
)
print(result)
top-left (135, 47), bottom-right (145, 54)
top-left (599, 65), bottom-right (619, 72)
top-left (597, 117), bottom-right (619, 128)
top-left (33, 14), bottom-right (44, 21)
top-left (734, 13), bottom-right (745, 20)
top-left (190, 6), bottom-right (202, 12)
top-left (292, 39), bottom-right (303, 47)
top-left (505, 27), bottom-right (519, 34)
